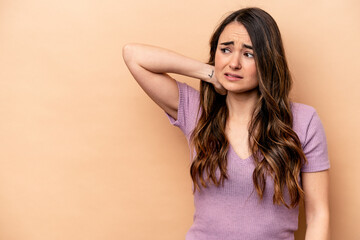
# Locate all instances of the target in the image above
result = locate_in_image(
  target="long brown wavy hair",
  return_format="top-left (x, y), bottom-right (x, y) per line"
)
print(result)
top-left (190, 7), bottom-right (307, 208)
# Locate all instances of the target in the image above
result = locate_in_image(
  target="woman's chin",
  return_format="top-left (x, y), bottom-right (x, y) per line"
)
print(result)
top-left (225, 87), bottom-right (260, 96)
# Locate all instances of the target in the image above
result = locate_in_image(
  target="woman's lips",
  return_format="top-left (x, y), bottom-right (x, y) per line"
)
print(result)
top-left (224, 73), bottom-right (243, 81)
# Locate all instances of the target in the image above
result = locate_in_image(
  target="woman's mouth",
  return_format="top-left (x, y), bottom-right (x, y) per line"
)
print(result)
top-left (224, 73), bottom-right (243, 81)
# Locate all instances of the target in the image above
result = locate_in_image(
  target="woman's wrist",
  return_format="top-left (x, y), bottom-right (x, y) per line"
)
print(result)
top-left (201, 64), bottom-right (227, 95)
top-left (198, 64), bottom-right (215, 83)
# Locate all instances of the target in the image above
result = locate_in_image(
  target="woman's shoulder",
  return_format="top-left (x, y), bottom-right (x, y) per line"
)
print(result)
top-left (169, 81), bottom-right (200, 136)
top-left (177, 81), bottom-right (200, 98)
top-left (176, 80), bottom-right (201, 110)
top-left (290, 101), bottom-right (325, 144)
top-left (290, 102), bottom-right (329, 171)
top-left (290, 102), bottom-right (316, 117)
top-left (291, 102), bottom-right (318, 137)
top-left (290, 102), bottom-right (319, 126)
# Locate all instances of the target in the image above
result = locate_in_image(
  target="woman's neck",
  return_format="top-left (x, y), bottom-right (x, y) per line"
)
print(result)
top-left (226, 90), bottom-right (260, 124)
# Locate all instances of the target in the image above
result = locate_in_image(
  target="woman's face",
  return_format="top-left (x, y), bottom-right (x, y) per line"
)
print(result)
top-left (214, 21), bottom-right (258, 95)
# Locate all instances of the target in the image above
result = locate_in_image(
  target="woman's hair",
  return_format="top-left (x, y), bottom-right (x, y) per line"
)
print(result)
top-left (190, 7), bottom-right (306, 208)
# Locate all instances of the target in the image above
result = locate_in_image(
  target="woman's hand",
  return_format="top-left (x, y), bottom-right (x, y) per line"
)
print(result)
top-left (212, 77), bottom-right (227, 95)
top-left (206, 67), bottom-right (227, 95)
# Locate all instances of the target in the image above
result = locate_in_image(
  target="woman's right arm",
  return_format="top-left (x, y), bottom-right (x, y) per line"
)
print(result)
top-left (122, 43), bottom-right (224, 120)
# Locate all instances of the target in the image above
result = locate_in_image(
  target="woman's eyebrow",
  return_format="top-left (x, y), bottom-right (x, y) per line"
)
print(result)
top-left (220, 41), bottom-right (234, 46)
top-left (220, 41), bottom-right (253, 50)
top-left (243, 43), bottom-right (253, 49)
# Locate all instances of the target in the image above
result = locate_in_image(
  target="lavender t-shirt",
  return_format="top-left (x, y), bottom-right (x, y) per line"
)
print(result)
top-left (166, 81), bottom-right (330, 240)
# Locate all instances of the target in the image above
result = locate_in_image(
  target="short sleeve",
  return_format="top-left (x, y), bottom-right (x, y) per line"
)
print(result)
top-left (301, 111), bottom-right (330, 172)
top-left (165, 81), bottom-right (200, 137)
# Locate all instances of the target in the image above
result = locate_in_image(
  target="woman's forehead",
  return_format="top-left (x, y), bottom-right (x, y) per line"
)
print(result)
top-left (219, 22), bottom-right (252, 45)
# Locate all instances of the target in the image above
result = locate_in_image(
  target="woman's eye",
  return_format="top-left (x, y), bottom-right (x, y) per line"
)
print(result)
top-left (220, 48), bottom-right (230, 53)
top-left (244, 52), bottom-right (254, 58)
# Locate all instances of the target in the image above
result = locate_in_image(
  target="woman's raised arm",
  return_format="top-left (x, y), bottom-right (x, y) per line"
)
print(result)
top-left (122, 43), bottom-right (224, 120)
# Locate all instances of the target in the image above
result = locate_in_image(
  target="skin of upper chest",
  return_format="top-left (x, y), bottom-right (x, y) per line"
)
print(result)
top-left (226, 120), bottom-right (251, 159)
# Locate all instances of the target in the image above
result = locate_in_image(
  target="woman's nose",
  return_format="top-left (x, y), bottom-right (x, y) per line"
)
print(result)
top-left (229, 54), bottom-right (241, 70)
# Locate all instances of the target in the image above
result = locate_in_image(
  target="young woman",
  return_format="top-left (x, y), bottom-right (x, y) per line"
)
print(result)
top-left (123, 7), bottom-right (330, 240)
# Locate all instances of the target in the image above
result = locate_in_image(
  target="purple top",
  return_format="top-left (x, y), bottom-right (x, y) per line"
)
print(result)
top-left (166, 81), bottom-right (330, 240)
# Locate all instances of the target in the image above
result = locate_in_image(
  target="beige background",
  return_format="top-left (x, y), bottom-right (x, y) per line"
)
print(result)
top-left (0, 0), bottom-right (359, 239)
